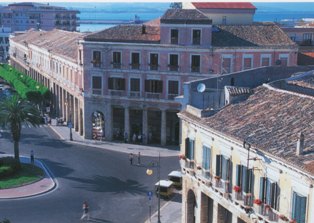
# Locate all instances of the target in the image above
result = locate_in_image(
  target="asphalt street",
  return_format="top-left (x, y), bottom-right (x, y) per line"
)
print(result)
top-left (0, 126), bottom-right (180, 223)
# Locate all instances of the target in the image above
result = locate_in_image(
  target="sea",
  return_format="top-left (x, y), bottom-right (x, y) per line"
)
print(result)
top-left (2, 2), bottom-right (314, 32)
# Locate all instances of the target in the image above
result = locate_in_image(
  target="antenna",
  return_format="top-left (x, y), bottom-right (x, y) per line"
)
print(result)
top-left (197, 83), bottom-right (206, 93)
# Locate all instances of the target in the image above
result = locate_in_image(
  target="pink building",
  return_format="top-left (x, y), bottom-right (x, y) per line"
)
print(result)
top-left (9, 9), bottom-right (298, 146)
top-left (0, 2), bottom-right (78, 32)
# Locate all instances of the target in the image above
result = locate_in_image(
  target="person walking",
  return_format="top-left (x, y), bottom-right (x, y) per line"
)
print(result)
top-left (30, 150), bottom-right (34, 165)
top-left (80, 201), bottom-right (90, 221)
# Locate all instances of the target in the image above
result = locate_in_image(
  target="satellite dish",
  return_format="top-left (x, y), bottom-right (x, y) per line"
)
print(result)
top-left (197, 83), bottom-right (206, 93)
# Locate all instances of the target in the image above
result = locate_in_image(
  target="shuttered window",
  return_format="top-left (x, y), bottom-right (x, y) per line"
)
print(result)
top-left (236, 165), bottom-right (254, 193)
top-left (202, 146), bottom-right (211, 170)
top-left (185, 138), bottom-right (194, 160)
top-left (292, 192), bottom-right (307, 223)
top-left (259, 177), bottom-right (280, 210)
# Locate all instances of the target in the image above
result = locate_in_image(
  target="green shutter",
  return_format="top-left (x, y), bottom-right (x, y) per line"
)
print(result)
top-left (216, 155), bottom-right (221, 177)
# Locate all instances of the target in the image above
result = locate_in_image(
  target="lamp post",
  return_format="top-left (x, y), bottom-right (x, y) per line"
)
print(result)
top-left (129, 152), bottom-right (161, 223)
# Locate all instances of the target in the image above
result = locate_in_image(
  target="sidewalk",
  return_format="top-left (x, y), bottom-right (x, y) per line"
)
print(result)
top-left (49, 125), bottom-right (180, 157)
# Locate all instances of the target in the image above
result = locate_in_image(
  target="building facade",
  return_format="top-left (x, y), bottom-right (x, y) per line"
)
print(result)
top-left (182, 2), bottom-right (256, 25)
top-left (0, 26), bottom-right (10, 62)
top-left (178, 71), bottom-right (314, 223)
top-left (9, 8), bottom-right (298, 146)
top-left (0, 2), bottom-right (78, 32)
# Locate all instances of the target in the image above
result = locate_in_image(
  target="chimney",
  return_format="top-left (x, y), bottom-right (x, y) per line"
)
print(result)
top-left (296, 132), bottom-right (304, 155)
top-left (141, 25), bottom-right (146, 34)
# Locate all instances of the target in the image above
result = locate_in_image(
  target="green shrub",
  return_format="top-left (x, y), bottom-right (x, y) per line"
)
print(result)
top-left (0, 157), bottom-right (21, 178)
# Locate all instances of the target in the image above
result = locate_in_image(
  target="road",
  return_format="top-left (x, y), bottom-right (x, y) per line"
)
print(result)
top-left (0, 126), bottom-right (180, 223)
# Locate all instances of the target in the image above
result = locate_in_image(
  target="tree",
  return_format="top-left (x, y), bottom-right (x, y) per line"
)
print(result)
top-left (0, 96), bottom-right (41, 165)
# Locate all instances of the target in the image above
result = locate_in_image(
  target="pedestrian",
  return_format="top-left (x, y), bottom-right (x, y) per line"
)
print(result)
top-left (124, 132), bottom-right (128, 143)
top-left (30, 150), bottom-right (34, 165)
top-left (132, 133), bottom-right (136, 143)
top-left (80, 201), bottom-right (90, 221)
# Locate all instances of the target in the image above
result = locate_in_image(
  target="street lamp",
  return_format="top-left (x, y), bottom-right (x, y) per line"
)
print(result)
top-left (129, 152), bottom-right (161, 223)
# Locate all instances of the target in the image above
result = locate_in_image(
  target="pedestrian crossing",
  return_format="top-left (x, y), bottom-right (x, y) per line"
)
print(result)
top-left (21, 123), bottom-right (48, 128)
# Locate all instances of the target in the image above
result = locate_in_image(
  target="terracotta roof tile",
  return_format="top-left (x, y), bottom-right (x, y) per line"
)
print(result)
top-left (84, 24), bottom-right (160, 43)
top-left (192, 2), bottom-right (256, 9)
top-left (181, 85), bottom-right (314, 175)
top-left (212, 23), bottom-right (297, 48)
top-left (12, 29), bottom-right (85, 62)
top-left (160, 9), bottom-right (212, 24)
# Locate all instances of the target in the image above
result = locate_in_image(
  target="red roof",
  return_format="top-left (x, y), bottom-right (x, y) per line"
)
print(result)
top-left (192, 2), bottom-right (256, 10)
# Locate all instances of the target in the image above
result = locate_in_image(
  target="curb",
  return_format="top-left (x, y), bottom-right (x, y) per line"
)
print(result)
top-left (0, 156), bottom-right (57, 200)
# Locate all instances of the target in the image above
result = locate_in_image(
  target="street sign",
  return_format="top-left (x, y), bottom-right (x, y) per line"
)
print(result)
top-left (147, 191), bottom-right (153, 200)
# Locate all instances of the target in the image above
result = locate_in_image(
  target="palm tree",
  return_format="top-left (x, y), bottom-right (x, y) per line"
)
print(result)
top-left (0, 95), bottom-right (41, 165)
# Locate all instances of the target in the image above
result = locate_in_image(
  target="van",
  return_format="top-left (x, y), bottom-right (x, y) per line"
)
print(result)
top-left (155, 180), bottom-right (174, 199)
top-left (168, 170), bottom-right (182, 189)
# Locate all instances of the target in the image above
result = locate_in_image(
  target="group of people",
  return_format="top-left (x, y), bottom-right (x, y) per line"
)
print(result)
top-left (124, 132), bottom-right (146, 144)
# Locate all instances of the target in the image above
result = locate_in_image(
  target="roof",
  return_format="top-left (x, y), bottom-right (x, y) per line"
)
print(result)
top-left (11, 29), bottom-right (85, 62)
top-left (168, 171), bottom-right (182, 178)
top-left (212, 23), bottom-right (297, 48)
top-left (281, 27), bottom-right (314, 32)
top-left (84, 24), bottom-right (160, 43)
top-left (181, 85), bottom-right (314, 175)
top-left (192, 2), bottom-right (256, 10)
top-left (155, 180), bottom-right (173, 187)
top-left (287, 71), bottom-right (314, 90)
top-left (160, 9), bottom-right (212, 25)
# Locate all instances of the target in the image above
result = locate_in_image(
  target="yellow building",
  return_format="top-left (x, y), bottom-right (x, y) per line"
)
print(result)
top-left (178, 72), bottom-right (314, 223)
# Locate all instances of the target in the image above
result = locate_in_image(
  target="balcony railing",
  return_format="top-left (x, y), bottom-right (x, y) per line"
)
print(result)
top-left (185, 160), bottom-right (195, 169)
top-left (243, 193), bottom-right (253, 207)
top-left (191, 66), bottom-right (200, 73)
top-left (149, 64), bottom-right (158, 71)
top-left (112, 62), bottom-right (121, 69)
top-left (129, 91), bottom-right (140, 98)
top-left (92, 89), bottom-right (102, 95)
top-left (130, 63), bottom-right (140, 70)
top-left (202, 169), bottom-right (211, 180)
top-left (145, 92), bottom-right (161, 99)
top-left (168, 93), bottom-right (178, 100)
top-left (168, 64), bottom-right (179, 72)
top-left (109, 90), bottom-right (124, 97)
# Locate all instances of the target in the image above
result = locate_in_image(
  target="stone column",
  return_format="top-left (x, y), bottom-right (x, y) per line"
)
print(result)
top-left (161, 109), bottom-right (166, 146)
top-left (124, 107), bottom-right (130, 142)
top-left (142, 108), bottom-right (148, 144)
top-left (105, 103), bottom-right (113, 141)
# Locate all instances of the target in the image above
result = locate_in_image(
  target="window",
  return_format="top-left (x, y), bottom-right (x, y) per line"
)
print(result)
top-left (145, 80), bottom-right (162, 93)
top-left (193, 30), bottom-right (201, 45)
top-left (261, 57), bottom-right (270, 67)
top-left (202, 146), bottom-right (211, 170)
top-left (191, 55), bottom-right (200, 72)
top-left (112, 52), bottom-right (121, 69)
top-left (92, 51), bottom-right (101, 67)
top-left (259, 177), bottom-right (280, 210)
top-left (236, 165), bottom-right (254, 194)
top-left (185, 138), bottom-right (194, 160)
top-left (92, 76), bottom-right (102, 95)
top-left (171, 29), bottom-right (178, 44)
top-left (108, 77), bottom-right (125, 90)
top-left (150, 53), bottom-right (158, 70)
top-left (292, 192), bottom-right (307, 223)
top-left (216, 155), bottom-right (233, 192)
top-left (131, 52), bottom-right (140, 69)
top-left (130, 78), bottom-right (140, 92)
top-left (243, 56), bottom-right (253, 70)
top-left (222, 57), bottom-right (232, 74)
top-left (168, 80), bottom-right (178, 99)
top-left (168, 80), bottom-right (178, 95)
top-left (169, 54), bottom-right (179, 71)
top-left (303, 33), bottom-right (312, 41)
top-left (279, 54), bottom-right (288, 66)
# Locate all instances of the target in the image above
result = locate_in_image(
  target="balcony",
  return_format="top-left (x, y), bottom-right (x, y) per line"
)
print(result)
top-left (168, 64), bottom-right (179, 72)
top-left (130, 63), bottom-right (140, 70)
top-left (202, 169), bottom-right (211, 180)
top-left (129, 91), bottom-right (140, 98)
top-left (145, 92), bottom-right (161, 99)
top-left (92, 89), bottom-right (102, 95)
top-left (191, 66), bottom-right (200, 73)
top-left (149, 64), bottom-right (158, 71)
top-left (112, 62), bottom-right (121, 69)
top-left (109, 90), bottom-right (124, 97)
top-left (168, 93), bottom-right (178, 100)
